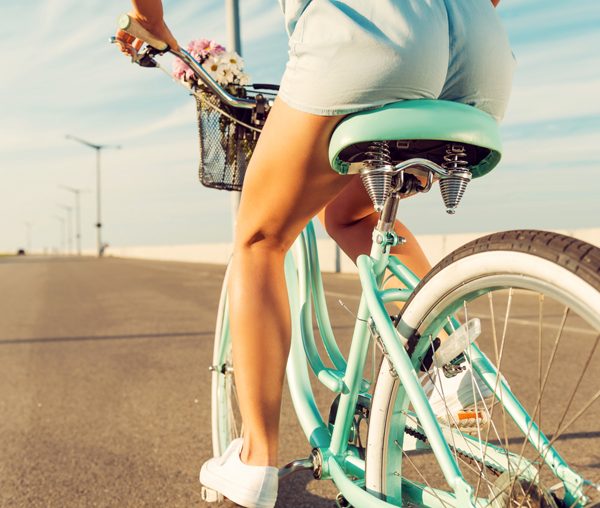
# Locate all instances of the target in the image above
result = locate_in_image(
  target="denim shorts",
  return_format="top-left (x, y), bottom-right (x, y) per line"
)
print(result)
top-left (278, 0), bottom-right (516, 121)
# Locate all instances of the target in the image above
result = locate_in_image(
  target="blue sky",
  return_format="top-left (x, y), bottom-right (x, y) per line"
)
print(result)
top-left (1, 0), bottom-right (599, 252)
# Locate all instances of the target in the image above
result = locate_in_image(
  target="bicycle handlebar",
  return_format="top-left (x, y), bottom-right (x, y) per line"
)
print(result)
top-left (174, 48), bottom-right (255, 109)
top-left (117, 14), bottom-right (168, 51)
top-left (117, 14), bottom-right (256, 110)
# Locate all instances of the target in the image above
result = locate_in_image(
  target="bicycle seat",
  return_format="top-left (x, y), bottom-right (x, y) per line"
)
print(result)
top-left (328, 99), bottom-right (502, 178)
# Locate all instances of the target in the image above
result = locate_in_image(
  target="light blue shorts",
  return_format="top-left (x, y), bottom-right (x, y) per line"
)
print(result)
top-left (278, 0), bottom-right (515, 121)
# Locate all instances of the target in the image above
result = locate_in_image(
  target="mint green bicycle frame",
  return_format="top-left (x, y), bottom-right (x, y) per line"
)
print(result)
top-left (112, 21), bottom-right (590, 507)
top-left (274, 220), bottom-right (587, 507)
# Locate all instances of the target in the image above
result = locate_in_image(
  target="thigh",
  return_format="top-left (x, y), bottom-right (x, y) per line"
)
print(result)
top-left (318, 175), bottom-right (373, 230)
top-left (235, 98), bottom-right (351, 249)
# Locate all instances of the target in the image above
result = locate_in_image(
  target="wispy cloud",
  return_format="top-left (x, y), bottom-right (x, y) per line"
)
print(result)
top-left (0, 0), bottom-right (598, 252)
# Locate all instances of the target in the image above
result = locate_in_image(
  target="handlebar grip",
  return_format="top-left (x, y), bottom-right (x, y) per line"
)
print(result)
top-left (118, 14), bottom-right (168, 51)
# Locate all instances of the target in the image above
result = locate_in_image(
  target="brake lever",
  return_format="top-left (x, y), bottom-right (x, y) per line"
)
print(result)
top-left (137, 50), bottom-right (159, 68)
top-left (109, 36), bottom-right (159, 68)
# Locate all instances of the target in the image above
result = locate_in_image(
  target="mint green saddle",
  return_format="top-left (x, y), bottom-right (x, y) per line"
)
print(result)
top-left (328, 100), bottom-right (502, 179)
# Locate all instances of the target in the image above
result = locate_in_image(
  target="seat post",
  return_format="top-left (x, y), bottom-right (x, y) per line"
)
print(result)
top-left (368, 191), bottom-right (406, 256)
top-left (376, 193), bottom-right (400, 233)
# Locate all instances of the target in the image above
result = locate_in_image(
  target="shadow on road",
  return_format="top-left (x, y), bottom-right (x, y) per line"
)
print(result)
top-left (1, 325), bottom-right (358, 347)
top-left (0, 256), bottom-right (97, 264)
top-left (207, 471), bottom-right (335, 507)
top-left (277, 470), bottom-right (336, 507)
top-left (0, 330), bottom-right (213, 346)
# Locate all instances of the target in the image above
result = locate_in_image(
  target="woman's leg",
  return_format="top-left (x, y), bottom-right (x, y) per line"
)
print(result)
top-left (229, 98), bottom-right (349, 467)
top-left (319, 175), bottom-right (432, 280)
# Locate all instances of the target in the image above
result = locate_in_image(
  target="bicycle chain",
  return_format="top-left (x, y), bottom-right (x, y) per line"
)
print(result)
top-left (404, 425), bottom-right (503, 477)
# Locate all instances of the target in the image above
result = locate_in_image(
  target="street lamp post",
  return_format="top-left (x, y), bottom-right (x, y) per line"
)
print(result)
top-left (58, 204), bottom-right (73, 254)
top-left (61, 185), bottom-right (83, 255)
top-left (226, 0), bottom-right (242, 238)
top-left (65, 135), bottom-right (121, 257)
top-left (225, 0), bottom-right (241, 54)
top-left (53, 216), bottom-right (66, 254)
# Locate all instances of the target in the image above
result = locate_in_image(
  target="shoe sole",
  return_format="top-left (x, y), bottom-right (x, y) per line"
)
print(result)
top-left (199, 463), bottom-right (277, 508)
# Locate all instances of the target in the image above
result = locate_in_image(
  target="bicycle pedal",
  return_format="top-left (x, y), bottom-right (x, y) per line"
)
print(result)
top-left (201, 486), bottom-right (223, 502)
top-left (335, 492), bottom-right (352, 508)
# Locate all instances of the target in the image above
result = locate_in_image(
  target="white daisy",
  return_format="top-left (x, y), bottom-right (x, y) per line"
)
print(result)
top-left (204, 55), bottom-right (222, 82)
top-left (221, 51), bottom-right (244, 70)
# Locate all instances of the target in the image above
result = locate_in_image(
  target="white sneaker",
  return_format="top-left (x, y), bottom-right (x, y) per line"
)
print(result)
top-left (425, 362), bottom-right (496, 433)
top-left (199, 438), bottom-right (279, 508)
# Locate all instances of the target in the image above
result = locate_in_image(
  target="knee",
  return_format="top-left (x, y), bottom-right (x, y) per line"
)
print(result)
top-left (320, 203), bottom-right (361, 242)
top-left (234, 225), bottom-right (295, 257)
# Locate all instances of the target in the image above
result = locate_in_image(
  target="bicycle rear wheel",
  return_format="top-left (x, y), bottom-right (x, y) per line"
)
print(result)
top-left (366, 231), bottom-right (600, 507)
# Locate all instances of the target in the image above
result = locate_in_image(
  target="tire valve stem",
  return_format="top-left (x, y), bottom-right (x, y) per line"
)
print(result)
top-left (440, 144), bottom-right (472, 214)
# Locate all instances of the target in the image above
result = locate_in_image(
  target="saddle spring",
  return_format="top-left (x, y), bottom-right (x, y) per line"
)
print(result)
top-left (361, 141), bottom-right (394, 212)
top-left (440, 144), bottom-right (472, 214)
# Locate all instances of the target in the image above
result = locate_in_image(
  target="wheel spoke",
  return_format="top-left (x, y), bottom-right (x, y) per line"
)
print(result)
top-left (366, 232), bottom-right (600, 507)
top-left (514, 307), bottom-right (570, 473)
top-left (402, 409), bottom-right (498, 495)
top-left (551, 383), bottom-right (600, 446)
top-left (488, 292), bottom-right (500, 368)
top-left (479, 291), bottom-right (516, 498)
top-left (553, 332), bottom-right (600, 436)
top-left (505, 312), bottom-right (600, 508)
top-left (422, 361), bottom-right (460, 467)
top-left (397, 440), bottom-right (455, 508)
top-left (463, 300), bottom-right (488, 499)
top-left (537, 294), bottom-right (544, 430)
top-left (497, 288), bottom-right (513, 462)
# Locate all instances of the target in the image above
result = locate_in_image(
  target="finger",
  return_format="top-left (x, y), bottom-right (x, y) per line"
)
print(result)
top-left (134, 39), bottom-right (143, 51)
top-left (116, 29), bottom-right (135, 44)
top-left (116, 41), bottom-right (135, 57)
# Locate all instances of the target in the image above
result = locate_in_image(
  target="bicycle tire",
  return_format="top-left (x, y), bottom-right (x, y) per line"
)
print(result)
top-left (366, 230), bottom-right (600, 507)
top-left (210, 260), bottom-right (243, 458)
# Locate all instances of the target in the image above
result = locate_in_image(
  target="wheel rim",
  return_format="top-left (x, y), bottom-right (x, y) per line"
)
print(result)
top-left (370, 266), bottom-right (600, 507)
top-left (211, 262), bottom-right (244, 456)
top-left (213, 307), bottom-right (243, 455)
top-left (216, 348), bottom-right (243, 451)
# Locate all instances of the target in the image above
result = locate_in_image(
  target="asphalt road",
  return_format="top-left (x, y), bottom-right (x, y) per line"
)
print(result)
top-left (1, 256), bottom-right (598, 507)
top-left (0, 256), bottom-right (360, 508)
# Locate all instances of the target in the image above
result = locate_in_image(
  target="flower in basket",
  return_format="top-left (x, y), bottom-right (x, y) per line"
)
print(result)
top-left (172, 39), bottom-right (250, 88)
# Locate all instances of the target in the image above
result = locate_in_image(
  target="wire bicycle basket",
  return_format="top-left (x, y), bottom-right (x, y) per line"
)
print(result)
top-left (194, 84), bottom-right (274, 192)
top-left (113, 30), bottom-right (276, 192)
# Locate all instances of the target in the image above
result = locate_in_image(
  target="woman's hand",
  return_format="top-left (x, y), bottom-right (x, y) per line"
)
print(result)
top-left (115, 2), bottom-right (179, 58)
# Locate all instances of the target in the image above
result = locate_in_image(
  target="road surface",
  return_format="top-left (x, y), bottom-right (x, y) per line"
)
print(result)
top-left (0, 256), bottom-right (598, 507)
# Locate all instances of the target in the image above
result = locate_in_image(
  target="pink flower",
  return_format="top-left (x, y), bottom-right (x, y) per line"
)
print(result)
top-left (172, 38), bottom-right (229, 82)
top-left (209, 41), bottom-right (226, 54)
top-left (188, 38), bottom-right (212, 59)
top-left (172, 56), bottom-right (195, 81)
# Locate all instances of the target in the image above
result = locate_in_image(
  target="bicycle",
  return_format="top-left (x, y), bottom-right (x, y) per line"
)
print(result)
top-left (115, 15), bottom-right (600, 508)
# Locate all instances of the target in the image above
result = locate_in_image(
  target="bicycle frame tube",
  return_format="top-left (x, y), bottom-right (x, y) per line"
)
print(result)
top-left (304, 222), bottom-right (348, 372)
top-left (284, 222), bottom-right (474, 505)
top-left (284, 221), bottom-right (382, 449)
top-left (468, 346), bottom-right (586, 506)
top-left (284, 249), bottom-right (332, 449)
top-left (355, 254), bottom-right (475, 506)
top-left (268, 219), bottom-right (586, 506)
top-left (285, 223), bottom-right (390, 455)
top-left (411, 283), bottom-right (589, 506)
